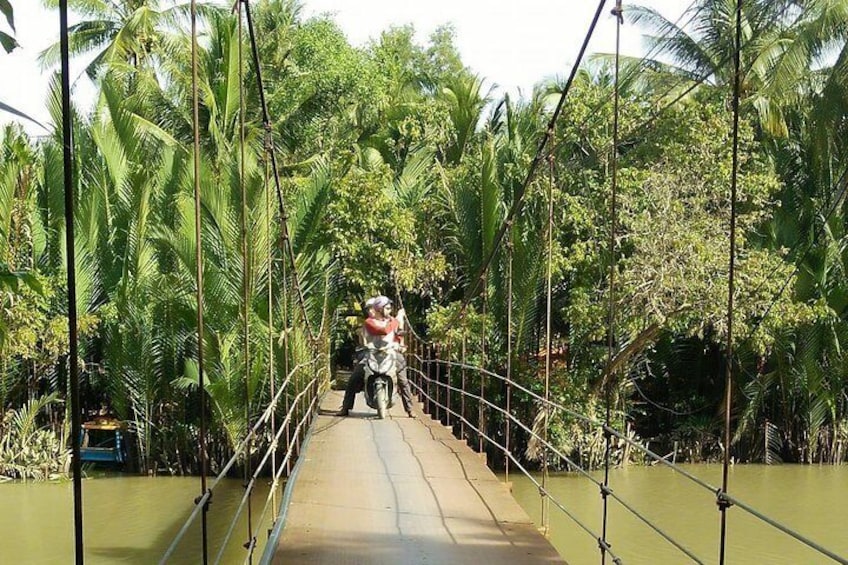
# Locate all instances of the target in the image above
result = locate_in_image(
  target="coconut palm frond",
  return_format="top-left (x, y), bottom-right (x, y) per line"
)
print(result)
top-left (391, 147), bottom-right (435, 208)
top-left (290, 157), bottom-right (332, 256)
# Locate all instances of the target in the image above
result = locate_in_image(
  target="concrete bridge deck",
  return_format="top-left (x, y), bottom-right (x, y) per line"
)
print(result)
top-left (270, 390), bottom-right (563, 564)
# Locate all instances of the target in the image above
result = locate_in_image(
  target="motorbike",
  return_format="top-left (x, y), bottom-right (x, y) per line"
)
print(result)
top-left (361, 344), bottom-right (399, 419)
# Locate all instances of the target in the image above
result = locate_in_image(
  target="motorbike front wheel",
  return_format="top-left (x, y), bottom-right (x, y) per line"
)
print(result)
top-left (376, 384), bottom-right (388, 419)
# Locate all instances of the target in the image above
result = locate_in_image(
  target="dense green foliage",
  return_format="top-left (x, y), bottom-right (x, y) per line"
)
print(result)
top-left (2, 0), bottom-right (848, 478)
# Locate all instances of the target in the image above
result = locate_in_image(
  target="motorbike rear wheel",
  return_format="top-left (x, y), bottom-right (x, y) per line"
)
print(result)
top-left (376, 384), bottom-right (388, 419)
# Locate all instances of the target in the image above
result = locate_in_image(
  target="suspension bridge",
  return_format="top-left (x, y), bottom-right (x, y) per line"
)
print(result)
top-left (41, 0), bottom-right (848, 563)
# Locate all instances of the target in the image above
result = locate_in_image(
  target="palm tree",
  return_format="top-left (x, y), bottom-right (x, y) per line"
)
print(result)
top-left (439, 74), bottom-right (489, 165)
top-left (39, 0), bottom-right (216, 78)
top-left (626, 0), bottom-right (848, 461)
top-left (627, 0), bottom-right (848, 137)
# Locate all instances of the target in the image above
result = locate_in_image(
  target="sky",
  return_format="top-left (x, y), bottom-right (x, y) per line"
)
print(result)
top-left (0, 0), bottom-right (686, 135)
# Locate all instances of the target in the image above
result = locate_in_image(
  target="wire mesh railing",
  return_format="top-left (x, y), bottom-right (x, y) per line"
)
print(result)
top-left (407, 333), bottom-right (848, 565)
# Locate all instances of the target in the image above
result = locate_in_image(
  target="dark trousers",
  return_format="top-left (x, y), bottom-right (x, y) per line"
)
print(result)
top-left (342, 351), bottom-right (414, 413)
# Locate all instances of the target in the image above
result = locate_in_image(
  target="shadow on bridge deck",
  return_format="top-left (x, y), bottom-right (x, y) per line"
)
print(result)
top-left (270, 390), bottom-right (563, 564)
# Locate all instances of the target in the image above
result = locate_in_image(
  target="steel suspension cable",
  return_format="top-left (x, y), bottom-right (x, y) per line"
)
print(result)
top-left (189, 1), bottom-right (210, 561)
top-left (721, 493), bottom-right (848, 565)
top-left (542, 152), bottom-right (555, 535)
top-left (429, 357), bottom-right (721, 493)
top-left (215, 377), bottom-right (318, 565)
top-left (280, 207), bottom-right (292, 477)
top-left (461, 329), bottom-right (467, 439)
top-left (505, 233), bottom-right (513, 485)
top-left (159, 359), bottom-right (317, 564)
top-left (602, 3), bottom-right (624, 562)
top-left (241, 0), bottom-right (314, 341)
top-left (406, 369), bottom-right (623, 564)
top-left (423, 357), bottom-right (848, 563)
top-left (58, 1), bottom-right (83, 561)
top-left (413, 363), bottom-right (703, 563)
top-left (428, 363), bottom-right (848, 564)
top-left (247, 388), bottom-right (322, 565)
top-left (718, 1), bottom-right (743, 563)
top-left (740, 164), bottom-right (848, 344)
top-left (529, 0), bottom-right (800, 227)
top-left (551, 0), bottom-right (705, 154)
top-left (446, 343), bottom-right (452, 427)
top-left (263, 102), bottom-right (280, 526)
top-left (427, 347), bottom-right (848, 562)
top-left (542, 0), bottom-right (796, 175)
top-left (236, 3), bottom-right (255, 559)
top-left (452, 0), bottom-right (608, 324)
top-left (438, 346), bottom-right (444, 422)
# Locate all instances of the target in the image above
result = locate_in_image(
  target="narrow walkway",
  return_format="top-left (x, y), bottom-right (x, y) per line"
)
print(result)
top-left (271, 390), bottom-right (563, 564)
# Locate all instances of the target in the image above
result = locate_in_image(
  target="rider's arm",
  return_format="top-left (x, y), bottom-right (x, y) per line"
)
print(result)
top-left (364, 317), bottom-right (399, 336)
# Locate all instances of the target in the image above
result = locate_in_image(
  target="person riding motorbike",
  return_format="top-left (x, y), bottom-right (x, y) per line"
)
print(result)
top-left (336, 295), bottom-right (416, 418)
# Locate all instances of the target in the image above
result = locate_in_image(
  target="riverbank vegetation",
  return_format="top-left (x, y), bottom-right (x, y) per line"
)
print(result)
top-left (1, 0), bottom-right (847, 479)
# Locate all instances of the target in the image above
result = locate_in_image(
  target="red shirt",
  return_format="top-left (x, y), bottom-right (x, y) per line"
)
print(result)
top-left (364, 317), bottom-right (403, 345)
top-left (364, 317), bottom-right (398, 335)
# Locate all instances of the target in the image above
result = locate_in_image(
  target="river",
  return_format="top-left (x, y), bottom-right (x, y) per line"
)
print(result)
top-left (2, 465), bottom-right (846, 563)
top-left (507, 464), bottom-right (848, 564)
top-left (1, 475), bottom-right (278, 564)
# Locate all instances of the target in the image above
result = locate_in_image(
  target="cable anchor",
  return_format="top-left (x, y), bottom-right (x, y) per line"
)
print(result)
top-left (194, 488), bottom-right (213, 510)
top-left (611, 0), bottom-right (624, 24)
top-left (715, 488), bottom-right (733, 511)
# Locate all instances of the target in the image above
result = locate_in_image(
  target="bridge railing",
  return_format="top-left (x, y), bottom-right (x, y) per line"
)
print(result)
top-left (159, 355), bottom-right (324, 565)
top-left (406, 333), bottom-right (848, 565)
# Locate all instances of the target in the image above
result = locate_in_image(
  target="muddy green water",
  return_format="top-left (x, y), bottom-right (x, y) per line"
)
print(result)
top-left (2, 466), bottom-right (846, 564)
top-left (508, 464), bottom-right (848, 564)
top-left (0, 475), bottom-right (279, 564)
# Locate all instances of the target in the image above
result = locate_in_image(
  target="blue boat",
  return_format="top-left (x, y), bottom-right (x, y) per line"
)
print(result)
top-left (79, 417), bottom-right (127, 464)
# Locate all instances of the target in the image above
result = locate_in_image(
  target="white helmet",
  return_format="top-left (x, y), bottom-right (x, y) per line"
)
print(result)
top-left (372, 295), bottom-right (392, 310)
